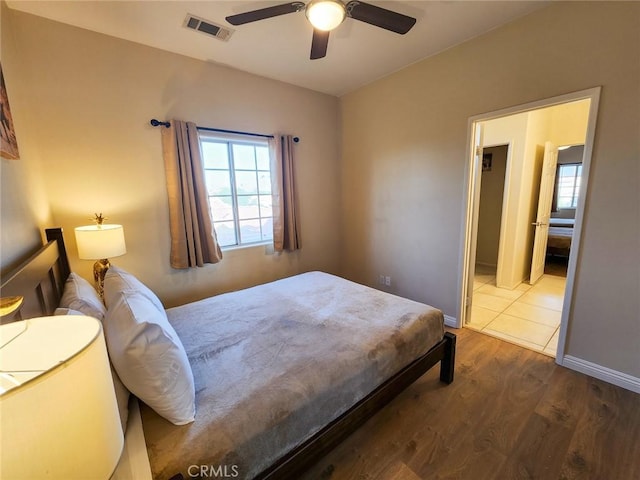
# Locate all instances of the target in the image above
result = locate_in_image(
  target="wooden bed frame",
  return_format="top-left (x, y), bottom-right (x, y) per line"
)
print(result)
top-left (259, 331), bottom-right (456, 479)
top-left (0, 228), bottom-right (70, 323)
top-left (0, 228), bottom-right (456, 480)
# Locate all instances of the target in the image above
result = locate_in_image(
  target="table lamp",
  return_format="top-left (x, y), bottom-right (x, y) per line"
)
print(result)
top-left (75, 214), bottom-right (126, 297)
top-left (0, 315), bottom-right (124, 478)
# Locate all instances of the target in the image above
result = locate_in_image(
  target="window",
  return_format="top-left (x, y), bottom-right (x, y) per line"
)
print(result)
top-left (199, 133), bottom-right (273, 248)
top-left (556, 163), bottom-right (582, 209)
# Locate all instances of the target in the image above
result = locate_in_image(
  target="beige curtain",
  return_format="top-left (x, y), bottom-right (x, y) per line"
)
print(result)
top-left (270, 135), bottom-right (300, 252)
top-left (161, 120), bottom-right (222, 268)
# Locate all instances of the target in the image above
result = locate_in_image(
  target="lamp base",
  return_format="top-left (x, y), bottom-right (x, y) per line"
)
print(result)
top-left (93, 259), bottom-right (111, 299)
top-left (0, 296), bottom-right (24, 319)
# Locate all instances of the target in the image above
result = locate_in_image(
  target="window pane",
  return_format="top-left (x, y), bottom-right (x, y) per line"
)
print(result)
top-left (558, 176), bottom-right (572, 186)
top-left (556, 163), bottom-right (582, 210)
top-left (259, 195), bottom-right (272, 217)
top-left (213, 221), bottom-right (236, 247)
top-left (201, 142), bottom-right (229, 169)
top-left (558, 197), bottom-right (573, 209)
top-left (200, 135), bottom-right (274, 248)
top-left (256, 146), bottom-right (270, 170)
top-left (237, 195), bottom-right (260, 220)
top-left (205, 170), bottom-right (232, 195)
top-left (239, 219), bottom-right (261, 244)
top-left (558, 186), bottom-right (574, 198)
top-left (233, 144), bottom-right (256, 170)
top-left (257, 171), bottom-right (272, 194)
top-left (560, 165), bottom-right (576, 178)
top-left (235, 170), bottom-right (258, 194)
top-left (210, 196), bottom-right (234, 221)
top-left (261, 217), bottom-right (273, 241)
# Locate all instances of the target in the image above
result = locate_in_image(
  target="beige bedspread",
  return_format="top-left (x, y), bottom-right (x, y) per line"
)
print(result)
top-left (141, 271), bottom-right (444, 479)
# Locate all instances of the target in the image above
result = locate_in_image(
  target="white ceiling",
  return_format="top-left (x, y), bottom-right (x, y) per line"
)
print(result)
top-left (7, 1), bottom-right (549, 97)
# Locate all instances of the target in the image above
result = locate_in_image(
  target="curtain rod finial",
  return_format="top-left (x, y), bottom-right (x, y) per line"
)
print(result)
top-left (150, 119), bottom-right (171, 128)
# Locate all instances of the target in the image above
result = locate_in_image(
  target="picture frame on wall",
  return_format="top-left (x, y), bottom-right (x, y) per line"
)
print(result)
top-left (482, 152), bottom-right (492, 172)
top-left (1, 62), bottom-right (20, 160)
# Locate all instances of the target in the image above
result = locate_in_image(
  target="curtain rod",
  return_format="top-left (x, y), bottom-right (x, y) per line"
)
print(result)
top-left (150, 119), bottom-right (299, 143)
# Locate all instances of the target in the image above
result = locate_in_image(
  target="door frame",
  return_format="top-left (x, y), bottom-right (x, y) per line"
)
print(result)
top-left (456, 87), bottom-right (601, 364)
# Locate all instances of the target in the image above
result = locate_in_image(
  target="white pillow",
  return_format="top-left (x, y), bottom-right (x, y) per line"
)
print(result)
top-left (59, 272), bottom-right (106, 320)
top-left (103, 265), bottom-right (164, 312)
top-left (104, 289), bottom-right (195, 425)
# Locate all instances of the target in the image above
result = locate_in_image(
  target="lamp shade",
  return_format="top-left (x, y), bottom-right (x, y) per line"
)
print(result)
top-left (0, 316), bottom-right (124, 479)
top-left (306, 0), bottom-right (346, 31)
top-left (75, 224), bottom-right (126, 260)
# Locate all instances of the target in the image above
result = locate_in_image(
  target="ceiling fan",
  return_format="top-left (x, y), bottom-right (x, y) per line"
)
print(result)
top-left (225, 0), bottom-right (416, 60)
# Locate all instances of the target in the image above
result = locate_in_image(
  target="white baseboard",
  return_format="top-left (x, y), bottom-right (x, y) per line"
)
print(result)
top-left (560, 355), bottom-right (640, 394)
top-left (444, 315), bottom-right (458, 328)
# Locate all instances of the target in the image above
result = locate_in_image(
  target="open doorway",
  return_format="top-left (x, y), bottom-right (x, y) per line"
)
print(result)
top-left (544, 144), bottom-right (585, 278)
top-left (457, 88), bottom-right (601, 362)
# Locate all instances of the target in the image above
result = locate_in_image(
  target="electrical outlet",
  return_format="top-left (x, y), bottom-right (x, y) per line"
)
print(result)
top-left (378, 275), bottom-right (385, 285)
top-left (385, 276), bottom-right (391, 287)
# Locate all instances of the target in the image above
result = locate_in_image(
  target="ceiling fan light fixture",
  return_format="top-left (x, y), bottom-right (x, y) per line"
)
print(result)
top-left (305, 0), bottom-right (346, 31)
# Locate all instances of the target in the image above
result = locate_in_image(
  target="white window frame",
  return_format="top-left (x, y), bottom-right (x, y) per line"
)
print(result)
top-left (198, 131), bottom-right (273, 249)
top-left (556, 163), bottom-right (582, 209)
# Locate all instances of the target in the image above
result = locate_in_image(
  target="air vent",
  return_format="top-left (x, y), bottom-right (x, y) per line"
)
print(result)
top-left (184, 14), bottom-right (234, 42)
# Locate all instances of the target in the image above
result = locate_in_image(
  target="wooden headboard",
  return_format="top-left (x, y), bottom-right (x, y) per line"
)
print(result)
top-left (0, 228), bottom-right (71, 323)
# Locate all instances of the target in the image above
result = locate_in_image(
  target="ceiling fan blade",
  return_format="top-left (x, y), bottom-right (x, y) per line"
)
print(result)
top-left (226, 2), bottom-right (304, 26)
top-left (310, 29), bottom-right (330, 60)
top-left (346, 1), bottom-right (416, 34)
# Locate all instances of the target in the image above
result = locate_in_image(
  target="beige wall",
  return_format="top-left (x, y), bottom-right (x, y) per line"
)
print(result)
top-left (0, 2), bottom-right (52, 273)
top-left (2, 9), bottom-right (342, 307)
top-left (483, 112), bottom-right (530, 288)
top-left (341, 2), bottom-right (640, 377)
top-left (476, 146), bottom-right (507, 268)
top-left (549, 99), bottom-right (591, 147)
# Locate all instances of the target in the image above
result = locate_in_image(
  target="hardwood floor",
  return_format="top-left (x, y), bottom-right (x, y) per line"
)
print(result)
top-left (301, 328), bottom-right (640, 480)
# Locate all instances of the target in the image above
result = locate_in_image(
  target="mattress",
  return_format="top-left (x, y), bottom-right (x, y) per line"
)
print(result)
top-left (549, 218), bottom-right (574, 228)
top-left (548, 226), bottom-right (573, 250)
top-left (141, 271), bottom-right (444, 479)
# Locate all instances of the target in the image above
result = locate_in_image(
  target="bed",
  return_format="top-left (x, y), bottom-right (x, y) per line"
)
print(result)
top-left (0, 228), bottom-right (456, 479)
top-left (547, 218), bottom-right (574, 256)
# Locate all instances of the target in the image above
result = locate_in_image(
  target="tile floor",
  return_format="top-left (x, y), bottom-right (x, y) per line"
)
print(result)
top-left (467, 265), bottom-right (566, 357)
